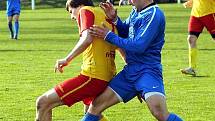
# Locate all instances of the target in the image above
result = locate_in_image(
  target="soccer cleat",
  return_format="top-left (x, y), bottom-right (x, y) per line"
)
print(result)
top-left (14, 35), bottom-right (18, 40)
top-left (180, 67), bottom-right (196, 76)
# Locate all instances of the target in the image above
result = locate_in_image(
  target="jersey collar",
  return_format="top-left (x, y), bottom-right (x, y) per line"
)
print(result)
top-left (133, 2), bottom-right (158, 13)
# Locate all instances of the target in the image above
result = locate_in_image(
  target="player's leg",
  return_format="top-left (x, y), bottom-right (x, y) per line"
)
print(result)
top-left (35, 89), bottom-right (63, 121)
top-left (181, 16), bottom-right (203, 76)
top-left (82, 70), bottom-right (136, 121)
top-left (136, 72), bottom-right (183, 121)
top-left (201, 13), bottom-right (215, 41)
top-left (146, 94), bottom-right (182, 121)
top-left (82, 87), bottom-right (121, 121)
top-left (13, 14), bottom-right (19, 39)
top-left (83, 99), bottom-right (109, 121)
top-left (7, 7), bottom-right (14, 39)
top-left (36, 74), bottom-right (94, 121)
top-left (7, 16), bottom-right (14, 39)
top-left (119, 0), bottom-right (126, 6)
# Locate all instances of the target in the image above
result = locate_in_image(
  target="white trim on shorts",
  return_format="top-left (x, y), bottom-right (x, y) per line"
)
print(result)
top-left (144, 92), bottom-right (166, 100)
top-left (108, 86), bottom-right (123, 102)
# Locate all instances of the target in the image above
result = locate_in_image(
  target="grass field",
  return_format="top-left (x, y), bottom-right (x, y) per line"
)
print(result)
top-left (0, 4), bottom-right (215, 121)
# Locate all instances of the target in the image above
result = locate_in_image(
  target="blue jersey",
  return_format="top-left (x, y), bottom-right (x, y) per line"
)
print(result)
top-left (105, 4), bottom-right (165, 81)
top-left (7, 0), bottom-right (21, 16)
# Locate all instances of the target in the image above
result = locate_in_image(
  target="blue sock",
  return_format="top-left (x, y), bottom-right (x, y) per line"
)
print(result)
top-left (81, 113), bottom-right (100, 121)
top-left (14, 21), bottom-right (19, 39)
top-left (167, 113), bottom-right (183, 121)
top-left (8, 21), bottom-right (14, 38)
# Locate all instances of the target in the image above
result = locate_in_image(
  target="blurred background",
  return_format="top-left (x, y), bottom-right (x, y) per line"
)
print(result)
top-left (0, 0), bottom-right (186, 10)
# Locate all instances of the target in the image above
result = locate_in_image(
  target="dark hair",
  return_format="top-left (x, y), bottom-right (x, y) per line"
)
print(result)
top-left (66, 0), bottom-right (94, 11)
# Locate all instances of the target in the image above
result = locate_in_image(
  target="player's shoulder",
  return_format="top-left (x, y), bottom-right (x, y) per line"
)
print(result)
top-left (80, 6), bottom-right (95, 13)
top-left (80, 6), bottom-right (106, 17)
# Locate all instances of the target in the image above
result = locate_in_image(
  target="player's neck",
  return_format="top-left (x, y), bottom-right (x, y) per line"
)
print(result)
top-left (136, 0), bottom-right (154, 12)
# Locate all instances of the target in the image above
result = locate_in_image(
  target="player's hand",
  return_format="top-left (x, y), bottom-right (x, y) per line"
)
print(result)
top-left (183, 0), bottom-right (192, 8)
top-left (54, 58), bottom-right (68, 73)
top-left (100, 2), bottom-right (118, 21)
top-left (89, 23), bottom-right (110, 39)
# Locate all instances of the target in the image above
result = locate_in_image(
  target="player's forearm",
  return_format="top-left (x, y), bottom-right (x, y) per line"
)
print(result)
top-left (105, 27), bottom-right (158, 53)
top-left (105, 32), bottom-right (143, 53)
top-left (65, 31), bottom-right (92, 63)
top-left (115, 17), bottom-right (129, 38)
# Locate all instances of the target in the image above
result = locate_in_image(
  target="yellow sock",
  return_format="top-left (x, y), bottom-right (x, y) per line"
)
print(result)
top-left (189, 47), bottom-right (197, 69)
top-left (99, 115), bottom-right (108, 121)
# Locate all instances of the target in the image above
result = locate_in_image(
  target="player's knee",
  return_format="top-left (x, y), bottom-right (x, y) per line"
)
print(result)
top-left (148, 102), bottom-right (168, 121)
top-left (151, 106), bottom-right (168, 121)
top-left (88, 100), bottom-right (107, 115)
top-left (14, 19), bottom-right (19, 22)
top-left (89, 103), bottom-right (102, 114)
top-left (36, 95), bottom-right (49, 110)
top-left (151, 110), bottom-right (167, 121)
top-left (187, 36), bottom-right (197, 47)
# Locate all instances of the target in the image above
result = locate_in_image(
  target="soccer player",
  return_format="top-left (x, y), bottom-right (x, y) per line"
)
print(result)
top-left (35, 0), bottom-right (121, 120)
top-left (6, 0), bottom-right (21, 40)
top-left (181, 0), bottom-right (215, 76)
top-left (82, 1), bottom-right (183, 121)
top-left (119, 0), bottom-right (127, 6)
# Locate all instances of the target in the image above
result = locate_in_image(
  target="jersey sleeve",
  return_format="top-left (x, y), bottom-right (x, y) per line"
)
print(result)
top-left (78, 9), bottom-right (95, 35)
top-left (105, 8), bottom-right (164, 53)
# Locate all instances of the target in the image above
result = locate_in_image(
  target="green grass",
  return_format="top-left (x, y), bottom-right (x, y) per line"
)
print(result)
top-left (0, 4), bottom-right (215, 121)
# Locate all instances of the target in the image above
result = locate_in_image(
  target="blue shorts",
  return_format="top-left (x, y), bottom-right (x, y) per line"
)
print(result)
top-left (109, 70), bottom-right (165, 103)
top-left (7, 7), bottom-right (20, 16)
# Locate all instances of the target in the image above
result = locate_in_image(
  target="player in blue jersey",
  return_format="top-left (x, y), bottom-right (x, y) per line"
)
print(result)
top-left (6, 0), bottom-right (21, 39)
top-left (81, 0), bottom-right (183, 121)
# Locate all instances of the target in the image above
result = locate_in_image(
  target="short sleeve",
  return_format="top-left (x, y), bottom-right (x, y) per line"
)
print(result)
top-left (77, 9), bottom-right (95, 35)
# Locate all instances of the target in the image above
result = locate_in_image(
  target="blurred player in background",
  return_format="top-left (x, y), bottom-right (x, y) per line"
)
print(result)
top-left (181, 0), bottom-right (215, 76)
top-left (35, 0), bottom-right (124, 120)
top-left (6, 0), bottom-right (21, 40)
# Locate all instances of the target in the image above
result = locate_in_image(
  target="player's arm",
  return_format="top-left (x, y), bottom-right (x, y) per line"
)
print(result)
top-left (65, 30), bottom-right (93, 62)
top-left (114, 17), bottom-right (130, 38)
top-left (183, 0), bottom-right (193, 8)
top-left (55, 9), bottom-right (95, 73)
top-left (91, 10), bottom-right (162, 53)
top-left (54, 30), bottom-right (93, 73)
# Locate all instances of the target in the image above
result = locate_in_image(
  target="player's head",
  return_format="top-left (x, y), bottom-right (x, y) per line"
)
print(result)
top-left (130, 0), bottom-right (154, 9)
top-left (66, 0), bottom-right (94, 20)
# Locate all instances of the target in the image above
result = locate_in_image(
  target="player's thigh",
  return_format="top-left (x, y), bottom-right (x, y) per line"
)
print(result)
top-left (89, 87), bottom-right (121, 114)
top-left (201, 13), bottom-right (215, 39)
top-left (188, 16), bottom-right (204, 37)
top-left (135, 72), bottom-right (165, 100)
top-left (37, 88), bottom-right (62, 107)
top-left (145, 94), bottom-right (168, 116)
top-left (7, 16), bottom-right (13, 22)
top-left (54, 74), bottom-right (108, 107)
top-left (108, 70), bottom-right (137, 103)
top-left (13, 14), bottom-right (20, 21)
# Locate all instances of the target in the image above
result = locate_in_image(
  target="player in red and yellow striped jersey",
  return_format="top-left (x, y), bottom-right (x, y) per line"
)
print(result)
top-left (35, 0), bottom-right (124, 120)
top-left (181, 0), bottom-right (215, 76)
